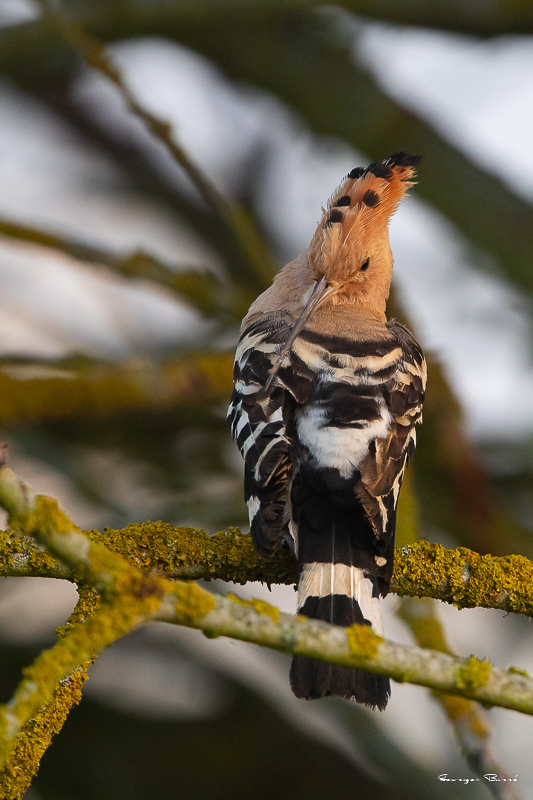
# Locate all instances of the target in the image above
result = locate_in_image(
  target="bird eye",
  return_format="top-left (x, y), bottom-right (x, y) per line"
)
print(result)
top-left (360, 257), bottom-right (370, 272)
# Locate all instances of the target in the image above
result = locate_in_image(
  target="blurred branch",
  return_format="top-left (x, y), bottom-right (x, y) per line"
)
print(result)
top-left (418, 357), bottom-right (530, 556)
top-left (191, 10), bottom-right (533, 297)
top-left (399, 597), bottom-right (522, 800)
top-left (66, 0), bottom-right (533, 38)
top-left (0, 217), bottom-right (246, 319)
top-left (41, 90), bottom-right (270, 303)
top-left (396, 475), bottom-right (522, 800)
top-left (3, 9), bottom-right (533, 298)
top-left (0, 351), bottom-right (232, 426)
top-left (390, 291), bottom-right (532, 558)
top-left (35, 0), bottom-right (276, 295)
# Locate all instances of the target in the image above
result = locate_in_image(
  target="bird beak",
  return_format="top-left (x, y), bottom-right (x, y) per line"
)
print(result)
top-left (265, 276), bottom-right (334, 390)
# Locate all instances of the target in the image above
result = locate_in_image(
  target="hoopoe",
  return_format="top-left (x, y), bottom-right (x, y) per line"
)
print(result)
top-left (227, 153), bottom-right (426, 709)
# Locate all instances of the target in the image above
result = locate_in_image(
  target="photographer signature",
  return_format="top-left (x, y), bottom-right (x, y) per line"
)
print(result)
top-left (438, 774), bottom-right (518, 785)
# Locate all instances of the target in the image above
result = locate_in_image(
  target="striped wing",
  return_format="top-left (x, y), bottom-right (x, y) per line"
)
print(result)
top-left (355, 321), bottom-right (426, 572)
top-left (227, 315), bottom-right (313, 557)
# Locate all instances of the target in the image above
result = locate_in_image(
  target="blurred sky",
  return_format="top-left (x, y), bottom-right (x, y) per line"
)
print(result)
top-left (1, 1), bottom-right (533, 792)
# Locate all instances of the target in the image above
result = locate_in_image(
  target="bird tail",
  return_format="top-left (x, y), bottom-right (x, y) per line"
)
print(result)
top-left (289, 487), bottom-right (391, 709)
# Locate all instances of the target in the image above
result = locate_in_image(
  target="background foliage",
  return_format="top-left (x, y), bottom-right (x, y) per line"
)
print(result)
top-left (0, 1), bottom-right (533, 798)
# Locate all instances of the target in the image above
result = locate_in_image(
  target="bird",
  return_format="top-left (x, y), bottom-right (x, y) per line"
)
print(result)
top-left (227, 152), bottom-right (426, 709)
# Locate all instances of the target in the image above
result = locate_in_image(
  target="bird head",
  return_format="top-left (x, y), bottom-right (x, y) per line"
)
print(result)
top-left (306, 152), bottom-right (420, 315)
top-left (262, 153), bottom-right (420, 389)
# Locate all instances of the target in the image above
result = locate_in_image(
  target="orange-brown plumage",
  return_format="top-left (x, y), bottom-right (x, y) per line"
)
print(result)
top-left (308, 153), bottom-right (419, 311)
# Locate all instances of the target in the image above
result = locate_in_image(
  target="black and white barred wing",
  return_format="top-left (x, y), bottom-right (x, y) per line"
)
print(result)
top-left (356, 321), bottom-right (426, 572)
top-left (227, 316), bottom-right (313, 558)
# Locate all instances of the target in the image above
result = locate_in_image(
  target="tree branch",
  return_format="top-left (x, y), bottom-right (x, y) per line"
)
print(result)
top-left (0, 585), bottom-right (98, 800)
top-left (2, 461), bottom-right (533, 794)
top-left (2, 520), bottom-right (533, 618)
top-left (0, 351), bottom-right (232, 427)
top-left (0, 464), bottom-right (532, 706)
top-left (0, 217), bottom-right (240, 319)
top-left (399, 597), bottom-right (523, 800)
top-left (36, 0), bottom-right (276, 294)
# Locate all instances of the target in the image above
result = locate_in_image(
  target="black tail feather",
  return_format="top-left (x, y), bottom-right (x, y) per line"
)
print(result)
top-left (290, 654), bottom-right (390, 709)
top-left (289, 594), bottom-right (390, 709)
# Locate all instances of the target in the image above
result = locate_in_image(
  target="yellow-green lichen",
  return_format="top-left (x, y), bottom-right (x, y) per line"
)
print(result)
top-left (0, 583), bottom-right (106, 796)
top-left (0, 667), bottom-right (88, 800)
top-left (227, 593), bottom-right (280, 624)
top-left (397, 597), bottom-right (450, 653)
top-left (507, 665), bottom-right (530, 678)
top-left (96, 523), bottom-right (297, 587)
top-left (55, 585), bottom-right (100, 640)
top-left (436, 693), bottom-right (490, 738)
top-left (455, 655), bottom-right (491, 692)
top-left (346, 623), bottom-right (382, 660)
top-left (0, 530), bottom-right (63, 579)
top-left (0, 552), bottom-right (169, 777)
top-left (174, 581), bottom-right (217, 625)
top-left (8, 495), bottom-right (77, 557)
top-left (392, 540), bottom-right (533, 617)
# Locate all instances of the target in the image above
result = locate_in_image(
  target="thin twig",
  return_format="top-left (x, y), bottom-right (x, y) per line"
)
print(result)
top-left (0, 216), bottom-right (242, 318)
top-left (36, 0), bottom-right (276, 292)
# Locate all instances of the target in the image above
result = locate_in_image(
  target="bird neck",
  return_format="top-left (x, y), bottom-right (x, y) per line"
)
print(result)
top-left (305, 300), bottom-right (390, 338)
top-left (326, 279), bottom-right (390, 323)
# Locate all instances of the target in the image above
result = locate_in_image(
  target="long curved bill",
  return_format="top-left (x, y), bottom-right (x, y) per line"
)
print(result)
top-left (265, 276), bottom-right (334, 391)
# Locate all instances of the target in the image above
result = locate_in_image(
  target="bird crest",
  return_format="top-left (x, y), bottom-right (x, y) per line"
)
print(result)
top-left (308, 152), bottom-right (421, 287)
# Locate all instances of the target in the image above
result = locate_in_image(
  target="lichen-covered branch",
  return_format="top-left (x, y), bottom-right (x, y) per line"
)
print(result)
top-left (393, 540), bottom-right (533, 616)
top-left (1, 463), bottom-right (533, 713)
top-left (3, 461), bottom-right (533, 799)
top-left (161, 583), bottom-right (533, 716)
top-left (2, 521), bottom-right (533, 618)
top-left (0, 583), bottom-right (163, 771)
top-left (0, 586), bottom-right (98, 800)
top-left (3, 499), bottom-right (533, 723)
